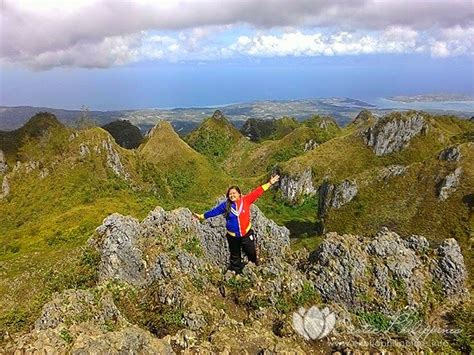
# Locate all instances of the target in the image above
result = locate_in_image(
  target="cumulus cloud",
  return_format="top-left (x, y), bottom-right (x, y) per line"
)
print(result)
top-left (226, 27), bottom-right (419, 57)
top-left (1, 0), bottom-right (473, 69)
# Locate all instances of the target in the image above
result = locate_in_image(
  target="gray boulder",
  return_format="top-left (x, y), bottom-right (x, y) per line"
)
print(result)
top-left (438, 167), bottom-right (462, 201)
top-left (102, 138), bottom-right (130, 180)
top-left (433, 239), bottom-right (467, 296)
top-left (94, 213), bottom-right (146, 286)
top-left (6, 288), bottom-right (174, 354)
top-left (438, 146), bottom-right (462, 162)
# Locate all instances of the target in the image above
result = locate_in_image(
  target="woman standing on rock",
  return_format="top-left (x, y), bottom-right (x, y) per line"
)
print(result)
top-left (193, 175), bottom-right (280, 274)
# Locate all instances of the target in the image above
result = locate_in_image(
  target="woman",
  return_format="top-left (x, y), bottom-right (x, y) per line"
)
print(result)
top-left (193, 175), bottom-right (280, 274)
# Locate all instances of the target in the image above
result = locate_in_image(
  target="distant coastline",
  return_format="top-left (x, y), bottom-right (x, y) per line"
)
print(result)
top-left (385, 94), bottom-right (474, 103)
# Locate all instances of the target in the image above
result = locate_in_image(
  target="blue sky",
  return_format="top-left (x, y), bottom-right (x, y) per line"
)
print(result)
top-left (1, 0), bottom-right (473, 110)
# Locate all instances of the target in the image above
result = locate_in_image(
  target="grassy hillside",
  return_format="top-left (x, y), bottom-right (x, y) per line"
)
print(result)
top-left (224, 115), bottom-right (341, 177)
top-left (240, 116), bottom-right (300, 142)
top-left (0, 127), bottom-right (161, 336)
top-left (0, 112), bottom-right (66, 163)
top-left (1, 109), bottom-right (472, 348)
top-left (0, 121), bottom-right (233, 338)
top-left (185, 110), bottom-right (243, 164)
top-left (102, 119), bottom-right (143, 149)
top-left (281, 112), bottom-right (473, 183)
top-left (256, 111), bottom-right (474, 271)
top-left (139, 120), bottom-right (231, 206)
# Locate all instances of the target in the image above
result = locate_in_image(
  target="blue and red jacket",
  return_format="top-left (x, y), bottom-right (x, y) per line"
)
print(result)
top-left (204, 183), bottom-right (271, 237)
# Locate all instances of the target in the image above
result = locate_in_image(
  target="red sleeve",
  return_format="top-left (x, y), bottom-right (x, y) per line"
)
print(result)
top-left (245, 184), bottom-right (270, 204)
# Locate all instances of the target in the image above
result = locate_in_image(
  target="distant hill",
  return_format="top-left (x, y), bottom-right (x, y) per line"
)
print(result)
top-left (240, 117), bottom-right (300, 142)
top-left (2, 97), bottom-right (473, 132)
top-left (0, 112), bottom-right (67, 161)
top-left (102, 120), bottom-right (143, 149)
top-left (185, 110), bottom-right (243, 164)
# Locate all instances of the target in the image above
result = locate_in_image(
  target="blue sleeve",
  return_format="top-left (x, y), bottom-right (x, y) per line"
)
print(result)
top-left (204, 202), bottom-right (227, 219)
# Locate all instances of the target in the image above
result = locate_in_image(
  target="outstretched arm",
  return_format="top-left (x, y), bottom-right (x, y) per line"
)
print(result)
top-left (246, 175), bottom-right (280, 204)
top-left (193, 201), bottom-right (227, 220)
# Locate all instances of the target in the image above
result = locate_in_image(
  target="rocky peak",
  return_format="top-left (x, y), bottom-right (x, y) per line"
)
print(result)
top-left (211, 110), bottom-right (226, 121)
top-left (349, 109), bottom-right (376, 127)
top-left (362, 111), bottom-right (428, 156)
top-left (0, 149), bottom-right (7, 174)
top-left (145, 120), bottom-right (176, 139)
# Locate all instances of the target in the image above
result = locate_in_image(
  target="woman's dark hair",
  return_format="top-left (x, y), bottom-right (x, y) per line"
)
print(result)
top-left (225, 186), bottom-right (241, 217)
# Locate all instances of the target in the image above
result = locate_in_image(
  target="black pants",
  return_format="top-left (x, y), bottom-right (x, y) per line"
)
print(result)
top-left (226, 229), bottom-right (258, 274)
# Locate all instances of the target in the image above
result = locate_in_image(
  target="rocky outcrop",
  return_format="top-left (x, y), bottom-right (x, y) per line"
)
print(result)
top-left (279, 169), bottom-right (317, 204)
top-left (438, 145), bottom-right (462, 162)
top-left (362, 112), bottom-right (428, 156)
top-left (0, 149), bottom-right (7, 174)
top-left (94, 213), bottom-right (146, 286)
top-left (378, 164), bottom-right (407, 181)
top-left (93, 204), bottom-right (290, 287)
top-left (5, 288), bottom-right (174, 354)
top-left (211, 109), bottom-right (226, 121)
top-left (433, 239), bottom-right (467, 296)
top-left (318, 179), bottom-right (358, 217)
top-left (0, 175), bottom-right (10, 199)
top-left (102, 138), bottom-right (130, 180)
top-left (79, 143), bottom-right (90, 157)
top-left (438, 167), bottom-right (462, 201)
top-left (25, 160), bottom-right (39, 173)
top-left (304, 139), bottom-right (319, 152)
top-left (306, 228), bottom-right (467, 312)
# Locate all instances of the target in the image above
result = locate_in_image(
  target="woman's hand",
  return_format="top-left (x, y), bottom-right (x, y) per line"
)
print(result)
top-left (192, 212), bottom-right (204, 220)
top-left (269, 174), bottom-right (280, 185)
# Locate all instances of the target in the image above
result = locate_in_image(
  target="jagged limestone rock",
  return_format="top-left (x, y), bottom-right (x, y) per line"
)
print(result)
top-left (102, 138), bottom-right (130, 180)
top-left (211, 109), bottom-right (226, 121)
top-left (438, 167), bottom-right (462, 201)
top-left (0, 149), bottom-right (7, 174)
top-left (433, 239), bottom-right (467, 296)
top-left (279, 169), bottom-right (317, 204)
top-left (306, 228), bottom-right (467, 312)
top-left (25, 160), bottom-right (39, 173)
top-left (5, 288), bottom-right (174, 354)
top-left (304, 139), bottom-right (319, 152)
top-left (379, 164), bottom-right (407, 181)
top-left (94, 213), bottom-right (146, 286)
top-left (1, 175), bottom-right (10, 199)
top-left (318, 179), bottom-right (358, 217)
top-left (362, 112), bottom-right (428, 156)
top-left (79, 143), bottom-right (90, 157)
top-left (94, 205), bottom-right (290, 287)
top-left (39, 168), bottom-right (49, 179)
top-left (438, 145), bottom-right (462, 162)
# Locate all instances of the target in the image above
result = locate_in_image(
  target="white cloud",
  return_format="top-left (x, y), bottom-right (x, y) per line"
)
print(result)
top-left (430, 42), bottom-right (450, 57)
top-left (1, 0), bottom-right (473, 69)
top-left (227, 28), bottom-right (420, 57)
